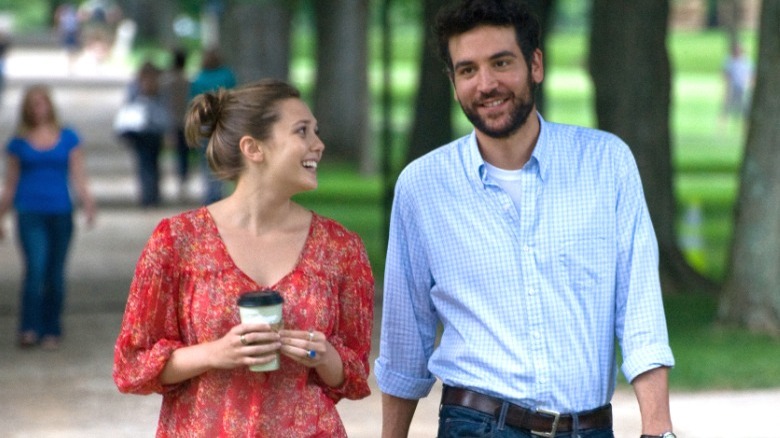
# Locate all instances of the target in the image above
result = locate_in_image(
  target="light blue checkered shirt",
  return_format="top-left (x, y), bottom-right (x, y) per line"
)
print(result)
top-left (375, 115), bottom-right (674, 413)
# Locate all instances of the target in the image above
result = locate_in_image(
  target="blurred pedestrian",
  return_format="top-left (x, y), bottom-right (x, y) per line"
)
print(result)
top-left (160, 47), bottom-right (193, 201)
top-left (54, 2), bottom-right (81, 73)
top-left (721, 42), bottom-right (753, 124)
top-left (116, 61), bottom-right (170, 207)
top-left (114, 79), bottom-right (374, 437)
top-left (0, 84), bottom-right (97, 350)
top-left (0, 31), bottom-right (10, 103)
top-left (189, 47), bottom-right (237, 204)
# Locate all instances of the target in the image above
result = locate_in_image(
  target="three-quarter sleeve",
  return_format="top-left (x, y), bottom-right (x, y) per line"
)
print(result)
top-left (318, 231), bottom-right (374, 402)
top-left (113, 219), bottom-right (185, 394)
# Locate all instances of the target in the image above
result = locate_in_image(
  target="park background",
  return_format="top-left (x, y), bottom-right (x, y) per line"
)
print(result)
top-left (0, 0), bottom-right (779, 437)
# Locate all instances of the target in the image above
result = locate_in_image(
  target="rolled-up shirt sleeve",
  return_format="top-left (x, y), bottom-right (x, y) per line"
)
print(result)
top-left (613, 146), bottom-right (675, 383)
top-left (375, 174), bottom-right (439, 399)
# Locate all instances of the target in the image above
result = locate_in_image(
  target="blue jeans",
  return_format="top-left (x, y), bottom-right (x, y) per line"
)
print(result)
top-left (125, 132), bottom-right (163, 206)
top-left (16, 212), bottom-right (74, 338)
top-left (438, 405), bottom-right (614, 438)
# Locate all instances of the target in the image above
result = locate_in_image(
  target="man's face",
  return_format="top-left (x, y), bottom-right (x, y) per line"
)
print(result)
top-left (448, 25), bottom-right (543, 139)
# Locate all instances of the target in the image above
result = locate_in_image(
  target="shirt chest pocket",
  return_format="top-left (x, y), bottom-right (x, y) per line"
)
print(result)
top-left (556, 237), bottom-right (612, 292)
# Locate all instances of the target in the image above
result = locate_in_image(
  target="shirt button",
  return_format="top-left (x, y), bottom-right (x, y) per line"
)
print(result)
top-left (523, 245), bottom-right (532, 253)
top-left (528, 288), bottom-right (535, 296)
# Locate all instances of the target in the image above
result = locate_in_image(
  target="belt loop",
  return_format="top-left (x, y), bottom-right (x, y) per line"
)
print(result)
top-left (496, 401), bottom-right (510, 431)
top-left (572, 413), bottom-right (580, 438)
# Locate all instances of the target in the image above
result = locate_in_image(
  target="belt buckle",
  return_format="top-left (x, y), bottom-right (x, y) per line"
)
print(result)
top-left (531, 408), bottom-right (560, 438)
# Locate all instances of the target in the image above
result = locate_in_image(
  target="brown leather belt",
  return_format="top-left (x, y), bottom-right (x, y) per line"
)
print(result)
top-left (441, 385), bottom-right (612, 437)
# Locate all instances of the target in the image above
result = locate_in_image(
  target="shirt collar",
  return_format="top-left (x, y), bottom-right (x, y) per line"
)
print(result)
top-left (466, 112), bottom-right (551, 186)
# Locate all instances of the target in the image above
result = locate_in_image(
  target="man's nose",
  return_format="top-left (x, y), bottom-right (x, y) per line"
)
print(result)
top-left (476, 68), bottom-right (498, 92)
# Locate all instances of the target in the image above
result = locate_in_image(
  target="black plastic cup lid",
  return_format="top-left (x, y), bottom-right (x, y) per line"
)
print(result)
top-left (237, 290), bottom-right (284, 307)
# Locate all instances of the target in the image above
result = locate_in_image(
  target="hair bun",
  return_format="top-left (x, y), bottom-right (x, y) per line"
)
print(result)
top-left (195, 90), bottom-right (228, 140)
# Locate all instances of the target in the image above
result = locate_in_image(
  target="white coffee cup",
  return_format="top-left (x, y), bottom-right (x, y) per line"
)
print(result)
top-left (237, 290), bottom-right (284, 372)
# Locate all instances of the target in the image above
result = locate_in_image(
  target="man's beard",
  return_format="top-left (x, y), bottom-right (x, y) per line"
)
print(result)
top-left (459, 78), bottom-right (537, 139)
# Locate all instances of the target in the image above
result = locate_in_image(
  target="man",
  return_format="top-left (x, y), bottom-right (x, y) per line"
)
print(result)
top-left (374, 1), bottom-right (676, 437)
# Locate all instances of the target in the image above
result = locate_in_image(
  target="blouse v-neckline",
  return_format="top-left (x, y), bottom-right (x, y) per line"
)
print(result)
top-left (201, 206), bottom-right (317, 289)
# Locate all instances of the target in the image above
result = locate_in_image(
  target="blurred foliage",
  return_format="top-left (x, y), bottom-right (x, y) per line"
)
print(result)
top-left (0, 0), bottom-right (49, 32)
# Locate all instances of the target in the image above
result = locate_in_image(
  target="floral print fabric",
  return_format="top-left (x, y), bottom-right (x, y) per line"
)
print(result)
top-left (114, 207), bottom-right (374, 437)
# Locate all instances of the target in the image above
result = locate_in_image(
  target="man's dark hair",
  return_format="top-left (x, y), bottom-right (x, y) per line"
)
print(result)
top-left (433, 0), bottom-right (541, 75)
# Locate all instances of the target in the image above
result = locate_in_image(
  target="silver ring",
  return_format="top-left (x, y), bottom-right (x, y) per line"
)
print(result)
top-left (308, 349), bottom-right (317, 359)
top-left (239, 334), bottom-right (248, 346)
top-left (308, 330), bottom-right (314, 342)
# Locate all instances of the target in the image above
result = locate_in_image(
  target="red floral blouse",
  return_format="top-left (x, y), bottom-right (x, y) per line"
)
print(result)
top-left (113, 207), bottom-right (374, 437)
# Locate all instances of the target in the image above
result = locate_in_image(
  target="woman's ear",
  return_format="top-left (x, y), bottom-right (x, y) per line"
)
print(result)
top-left (239, 135), bottom-right (264, 163)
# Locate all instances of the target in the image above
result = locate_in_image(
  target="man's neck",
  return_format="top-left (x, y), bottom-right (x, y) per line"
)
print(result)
top-left (475, 114), bottom-right (541, 170)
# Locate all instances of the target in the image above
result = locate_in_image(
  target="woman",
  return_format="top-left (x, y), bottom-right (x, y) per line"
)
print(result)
top-left (113, 79), bottom-right (374, 437)
top-left (0, 84), bottom-right (96, 349)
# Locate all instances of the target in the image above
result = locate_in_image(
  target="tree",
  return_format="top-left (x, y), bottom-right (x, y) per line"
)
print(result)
top-left (312, 0), bottom-right (371, 172)
top-left (718, 0), bottom-right (780, 336)
top-left (220, 1), bottom-right (293, 83)
top-left (405, 0), bottom-right (452, 163)
top-left (525, 0), bottom-right (556, 114)
top-left (588, 0), bottom-right (716, 294)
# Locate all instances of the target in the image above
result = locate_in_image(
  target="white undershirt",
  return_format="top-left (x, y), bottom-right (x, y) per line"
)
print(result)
top-left (483, 161), bottom-right (524, 216)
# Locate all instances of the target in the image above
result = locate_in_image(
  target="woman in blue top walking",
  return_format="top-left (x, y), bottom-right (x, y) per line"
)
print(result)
top-left (0, 84), bottom-right (96, 349)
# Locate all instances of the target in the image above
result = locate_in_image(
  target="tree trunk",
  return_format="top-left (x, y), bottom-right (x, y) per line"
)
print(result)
top-left (221, 1), bottom-right (292, 84)
top-left (718, 0), bottom-right (780, 336)
top-left (526, 0), bottom-right (556, 114)
top-left (312, 0), bottom-right (372, 172)
top-left (406, 0), bottom-right (452, 163)
top-left (588, 0), bottom-right (716, 294)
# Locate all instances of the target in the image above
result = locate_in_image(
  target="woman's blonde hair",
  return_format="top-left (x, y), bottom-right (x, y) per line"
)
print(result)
top-left (17, 84), bottom-right (60, 135)
top-left (185, 78), bottom-right (301, 182)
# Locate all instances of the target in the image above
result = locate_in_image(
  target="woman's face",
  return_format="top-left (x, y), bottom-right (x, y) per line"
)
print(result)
top-left (261, 98), bottom-right (325, 194)
top-left (27, 91), bottom-right (54, 125)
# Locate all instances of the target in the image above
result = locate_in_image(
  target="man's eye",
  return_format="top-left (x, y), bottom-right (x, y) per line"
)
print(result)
top-left (494, 59), bottom-right (513, 69)
top-left (457, 67), bottom-right (475, 77)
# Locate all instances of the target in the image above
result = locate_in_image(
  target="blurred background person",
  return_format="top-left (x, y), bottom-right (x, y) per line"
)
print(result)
top-left (160, 47), bottom-right (192, 202)
top-left (0, 30), bottom-right (10, 103)
top-left (188, 47), bottom-right (236, 204)
top-left (117, 61), bottom-right (169, 207)
top-left (721, 42), bottom-right (754, 126)
top-left (0, 84), bottom-right (96, 350)
top-left (54, 2), bottom-right (82, 74)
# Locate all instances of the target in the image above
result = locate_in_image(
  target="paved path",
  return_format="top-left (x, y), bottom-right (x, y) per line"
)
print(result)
top-left (1, 44), bottom-right (778, 438)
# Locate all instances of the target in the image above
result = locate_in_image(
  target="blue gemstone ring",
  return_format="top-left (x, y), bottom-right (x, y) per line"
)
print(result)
top-left (308, 350), bottom-right (317, 359)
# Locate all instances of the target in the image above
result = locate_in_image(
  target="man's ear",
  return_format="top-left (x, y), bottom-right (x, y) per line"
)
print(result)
top-left (239, 135), bottom-right (263, 163)
top-left (531, 48), bottom-right (544, 85)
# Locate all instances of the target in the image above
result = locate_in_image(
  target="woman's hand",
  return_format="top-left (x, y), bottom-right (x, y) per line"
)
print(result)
top-left (210, 322), bottom-right (282, 370)
top-left (279, 328), bottom-right (344, 388)
top-left (160, 322), bottom-right (281, 385)
top-left (279, 328), bottom-right (327, 368)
